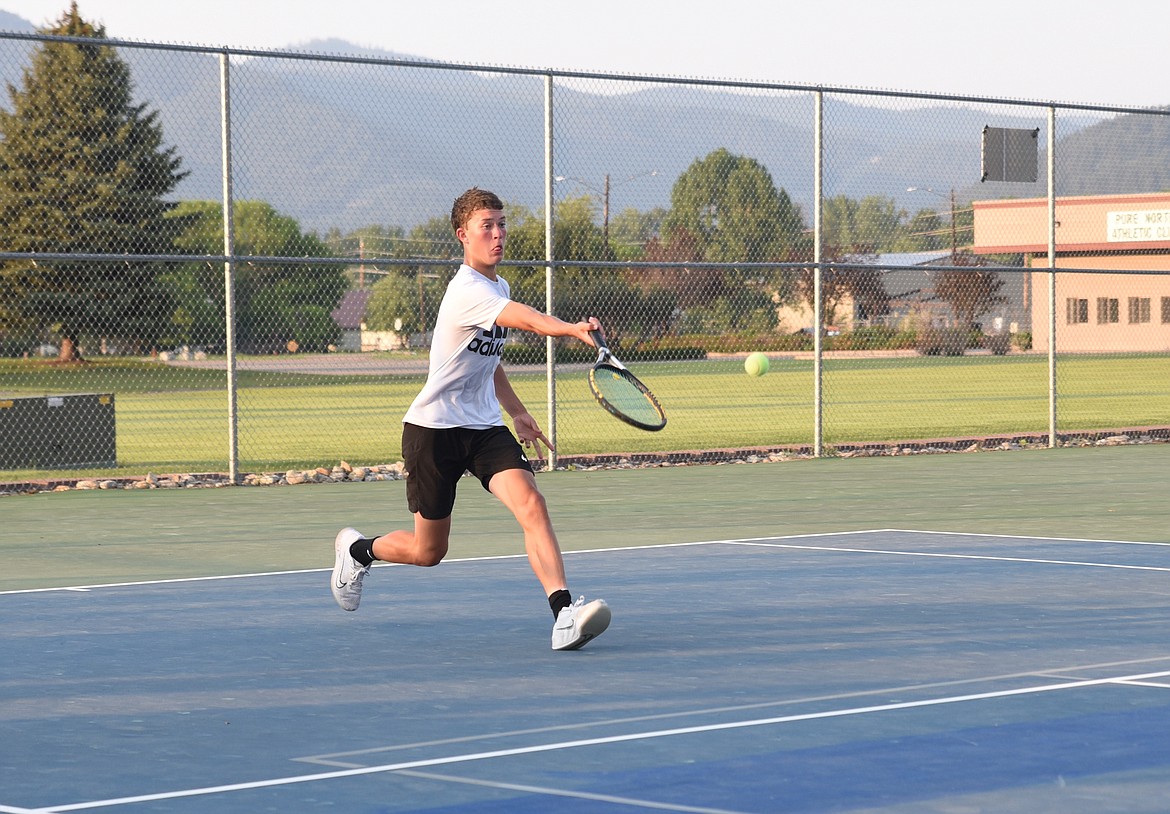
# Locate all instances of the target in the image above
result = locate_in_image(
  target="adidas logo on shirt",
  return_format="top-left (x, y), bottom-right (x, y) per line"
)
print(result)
top-left (467, 326), bottom-right (508, 357)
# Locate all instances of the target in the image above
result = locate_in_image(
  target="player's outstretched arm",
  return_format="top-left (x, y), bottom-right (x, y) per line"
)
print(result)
top-left (496, 302), bottom-right (599, 346)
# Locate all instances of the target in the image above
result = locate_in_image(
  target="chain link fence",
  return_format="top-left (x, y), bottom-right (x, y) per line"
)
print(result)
top-left (2, 21), bottom-right (1168, 484)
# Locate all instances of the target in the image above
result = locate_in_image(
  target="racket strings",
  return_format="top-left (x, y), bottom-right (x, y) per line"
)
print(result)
top-left (591, 366), bottom-right (665, 428)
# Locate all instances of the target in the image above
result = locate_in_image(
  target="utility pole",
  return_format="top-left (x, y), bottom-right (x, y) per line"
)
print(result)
top-left (555, 170), bottom-right (656, 248)
top-left (358, 236), bottom-right (365, 288)
top-left (949, 187), bottom-right (957, 264)
top-left (603, 173), bottom-right (611, 245)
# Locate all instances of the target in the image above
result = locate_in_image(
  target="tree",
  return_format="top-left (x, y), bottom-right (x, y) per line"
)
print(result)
top-left (657, 150), bottom-right (805, 333)
top-left (823, 195), bottom-right (906, 254)
top-left (787, 194), bottom-right (907, 331)
top-left (662, 148), bottom-right (804, 263)
top-left (504, 195), bottom-right (615, 311)
top-left (325, 224), bottom-right (407, 289)
top-left (901, 208), bottom-right (948, 252)
top-left (900, 201), bottom-right (975, 255)
top-left (170, 200), bottom-right (347, 353)
top-left (639, 227), bottom-right (707, 307)
top-left (796, 251), bottom-right (890, 331)
top-left (608, 206), bottom-right (667, 261)
top-left (501, 197), bottom-right (658, 346)
top-left (388, 217), bottom-right (460, 333)
top-left (401, 217), bottom-right (461, 263)
top-left (0, 4), bottom-right (187, 360)
top-left (932, 253), bottom-right (1006, 330)
top-left (329, 217), bottom-right (457, 335)
top-left (364, 272), bottom-right (419, 334)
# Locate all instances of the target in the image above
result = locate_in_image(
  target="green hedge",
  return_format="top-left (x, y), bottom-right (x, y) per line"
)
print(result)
top-left (501, 340), bottom-right (706, 365)
top-left (501, 326), bottom-right (1025, 364)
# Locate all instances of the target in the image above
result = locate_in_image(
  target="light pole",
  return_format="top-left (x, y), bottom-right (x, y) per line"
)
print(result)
top-left (907, 186), bottom-right (957, 263)
top-left (555, 170), bottom-right (657, 244)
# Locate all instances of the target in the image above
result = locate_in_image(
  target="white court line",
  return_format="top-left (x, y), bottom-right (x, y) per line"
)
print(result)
top-left (731, 540), bottom-right (1170, 573)
top-left (881, 528), bottom-right (1170, 548)
top-left (0, 533), bottom-right (865, 597)
top-left (23, 669), bottom-right (1170, 813)
top-left (0, 568), bottom-right (362, 596)
top-left (394, 769), bottom-right (749, 814)
top-left (296, 653), bottom-right (1170, 766)
top-left (1115, 680), bottom-right (1170, 689)
top-left (2, 526), bottom-right (1163, 598)
top-left (0, 541), bottom-right (729, 596)
top-left (0, 804), bottom-right (45, 813)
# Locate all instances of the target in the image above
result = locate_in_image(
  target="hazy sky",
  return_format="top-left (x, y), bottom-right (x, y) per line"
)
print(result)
top-left (0, 0), bottom-right (1164, 109)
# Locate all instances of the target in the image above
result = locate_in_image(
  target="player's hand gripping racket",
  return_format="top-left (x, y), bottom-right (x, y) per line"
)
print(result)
top-left (587, 330), bottom-right (667, 432)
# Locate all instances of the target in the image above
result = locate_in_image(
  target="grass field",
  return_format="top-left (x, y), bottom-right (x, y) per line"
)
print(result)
top-left (2, 352), bottom-right (1168, 482)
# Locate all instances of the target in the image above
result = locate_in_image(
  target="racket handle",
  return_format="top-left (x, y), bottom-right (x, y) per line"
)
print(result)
top-left (588, 329), bottom-right (608, 352)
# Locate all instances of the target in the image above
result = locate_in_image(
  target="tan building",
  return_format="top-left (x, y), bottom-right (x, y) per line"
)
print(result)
top-left (973, 192), bottom-right (1170, 352)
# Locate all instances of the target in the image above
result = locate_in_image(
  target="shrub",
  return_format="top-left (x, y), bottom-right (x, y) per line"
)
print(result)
top-left (619, 342), bottom-right (707, 362)
top-left (501, 343), bottom-right (590, 366)
top-left (916, 327), bottom-right (969, 356)
top-left (985, 332), bottom-right (1011, 356)
top-left (712, 332), bottom-right (812, 353)
top-left (502, 336), bottom-right (709, 366)
top-left (829, 325), bottom-right (916, 351)
top-left (286, 305), bottom-right (340, 353)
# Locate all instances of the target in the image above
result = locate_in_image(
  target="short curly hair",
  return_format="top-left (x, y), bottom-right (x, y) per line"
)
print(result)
top-left (451, 187), bottom-right (505, 234)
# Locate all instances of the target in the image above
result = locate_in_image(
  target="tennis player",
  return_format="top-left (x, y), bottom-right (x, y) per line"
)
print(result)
top-left (330, 187), bottom-right (612, 651)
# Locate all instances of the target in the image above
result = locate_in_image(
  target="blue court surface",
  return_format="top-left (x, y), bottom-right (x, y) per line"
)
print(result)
top-left (3, 529), bottom-right (1170, 813)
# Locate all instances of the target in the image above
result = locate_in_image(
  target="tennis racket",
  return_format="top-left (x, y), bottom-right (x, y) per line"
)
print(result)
top-left (587, 330), bottom-right (667, 432)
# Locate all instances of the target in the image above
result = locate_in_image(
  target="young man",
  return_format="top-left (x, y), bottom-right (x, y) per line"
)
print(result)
top-left (330, 187), bottom-right (612, 651)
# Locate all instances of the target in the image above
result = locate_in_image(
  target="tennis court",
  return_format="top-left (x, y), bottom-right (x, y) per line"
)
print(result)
top-left (3, 446), bottom-right (1170, 812)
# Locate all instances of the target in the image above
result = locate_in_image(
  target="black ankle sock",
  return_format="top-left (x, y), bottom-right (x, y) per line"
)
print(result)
top-left (349, 538), bottom-right (377, 567)
top-left (548, 589), bottom-right (572, 619)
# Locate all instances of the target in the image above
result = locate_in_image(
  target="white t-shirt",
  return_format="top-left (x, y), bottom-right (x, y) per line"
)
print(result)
top-left (403, 264), bottom-right (512, 429)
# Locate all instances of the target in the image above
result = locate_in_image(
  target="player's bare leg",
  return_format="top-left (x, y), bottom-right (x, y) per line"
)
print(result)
top-left (330, 516), bottom-right (450, 612)
top-left (488, 468), bottom-right (566, 593)
top-left (489, 468), bottom-right (609, 650)
top-left (371, 515), bottom-right (451, 567)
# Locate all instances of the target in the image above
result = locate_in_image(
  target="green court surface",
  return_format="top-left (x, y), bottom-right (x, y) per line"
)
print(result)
top-left (4, 443), bottom-right (1167, 593)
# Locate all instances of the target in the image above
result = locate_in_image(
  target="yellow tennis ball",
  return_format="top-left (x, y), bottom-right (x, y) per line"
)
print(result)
top-left (744, 352), bottom-right (769, 377)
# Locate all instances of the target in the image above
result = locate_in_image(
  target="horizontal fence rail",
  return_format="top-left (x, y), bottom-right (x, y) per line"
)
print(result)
top-left (1, 27), bottom-right (1168, 485)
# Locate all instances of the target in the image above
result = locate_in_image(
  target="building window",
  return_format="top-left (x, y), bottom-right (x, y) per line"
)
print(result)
top-left (1128, 297), bottom-right (1151, 324)
top-left (1162, 297), bottom-right (1170, 324)
top-left (1096, 297), bottom-right (1119, 324)
top-left (1066, 298), bottom-right (1088, 324)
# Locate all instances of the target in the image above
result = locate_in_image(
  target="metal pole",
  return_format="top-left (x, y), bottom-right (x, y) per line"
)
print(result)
top-left (950, 187), bottom-right (957, 264)
top-left (220, 52), bottom-right (239, 483)
top-left (1047, 106), bottom-right (1057, 448)
top-left (603, 173), bottom-right (610, 245)
top-left (813, 90), bottom-right (824, 457)
top-left (544, 73), bottom-right (557, 471)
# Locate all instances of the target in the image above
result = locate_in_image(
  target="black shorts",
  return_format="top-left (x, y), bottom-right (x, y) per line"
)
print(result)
top-left (401, 423), bottom-right (535, 520)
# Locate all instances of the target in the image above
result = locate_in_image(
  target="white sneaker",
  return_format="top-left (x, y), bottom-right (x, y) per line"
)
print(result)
top-left (331, 527), bottom-right (370, 612)
top-left (551, 596), bottom-right (611, 650)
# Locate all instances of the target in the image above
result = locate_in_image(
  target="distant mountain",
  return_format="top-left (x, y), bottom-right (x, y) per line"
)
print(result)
top-left (0, 10), bottom-right (32, 32)
top-left (2, 17), bottom-right (1161, 238)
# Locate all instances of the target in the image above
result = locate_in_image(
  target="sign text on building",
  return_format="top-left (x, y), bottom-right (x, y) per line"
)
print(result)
top-left (1107, 210), bottom-right (1170, 242)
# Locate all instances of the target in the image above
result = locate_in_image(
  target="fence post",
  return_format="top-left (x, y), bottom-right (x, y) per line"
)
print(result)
top-left (1047, 106), bottom-right (1057, 449)
top-left (813, 90), bottom-right (824, 457)
top-left (544, 73), bottom-right (557, 471)
top-left (220, 51), bottom-right (239, 482)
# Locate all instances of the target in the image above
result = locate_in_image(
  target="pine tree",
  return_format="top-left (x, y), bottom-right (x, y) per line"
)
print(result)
top-left (0, 3), bottom-right (187, 360)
